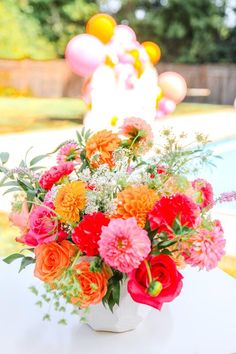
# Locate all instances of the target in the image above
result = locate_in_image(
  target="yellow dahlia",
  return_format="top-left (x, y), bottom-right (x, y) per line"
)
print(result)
top-left (114, 185), bottom-right (159, 228)
top-left (86, 130), bottom-right (120, 168)
top-left (55, 181), bottom-right (86, 223)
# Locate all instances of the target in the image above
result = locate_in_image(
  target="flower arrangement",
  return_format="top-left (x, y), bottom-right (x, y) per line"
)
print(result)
top-left (0, 118), bottom-right (232, 323)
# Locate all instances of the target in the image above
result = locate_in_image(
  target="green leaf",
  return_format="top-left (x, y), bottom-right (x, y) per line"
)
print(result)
top-left (3, 253), bottom-right (24, 264)
top-left (58, 319), bottom-right (67, 325)
top-left (0, 152), bottom-right (9, 165)
top-left (35, 301), bottom-right (43, 307)
top-left (158, 240), bottom-right (177, 249)
top-left (30, 154), bottom-right (48, 166)
top-left (43, 314), bottom-right (51, 321)
top-left (29, 286), bottom-right (38, 296)
top-left (3, 187), bottom-right (21, 195)
top-left (19, 257), bottom-right (35, 272)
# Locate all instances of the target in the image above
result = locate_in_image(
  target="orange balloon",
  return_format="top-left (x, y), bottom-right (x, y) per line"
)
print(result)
top-left (142, 41), bottom-right (161, 64)
top-left (86, 13), bottom-right (116, 44)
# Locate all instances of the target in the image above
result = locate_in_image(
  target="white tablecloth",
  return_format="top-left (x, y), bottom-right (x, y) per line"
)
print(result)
top-left (0, 260), bottom-right (236, 354)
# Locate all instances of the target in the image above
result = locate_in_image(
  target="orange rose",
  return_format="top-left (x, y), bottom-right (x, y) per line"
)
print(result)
top-left (71, 261), bottom-right (109, 308)
top-left (34, 240), bottom-right (77, 283)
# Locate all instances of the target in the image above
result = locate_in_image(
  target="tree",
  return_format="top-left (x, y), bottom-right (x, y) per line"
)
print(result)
top-left (109, 0), bottom-right (234, 63)
top-left (0, 0), bottom-right (56, 59)
top-left (18, 0), bottom-right (99, 57)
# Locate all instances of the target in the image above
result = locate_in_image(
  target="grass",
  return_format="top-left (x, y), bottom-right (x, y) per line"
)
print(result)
top-left (173, 102), bottom-right (234, 116)
top-left (0, 97), bottom-right (234, 135)
top-left (0, 97), bottom-right (86, 134)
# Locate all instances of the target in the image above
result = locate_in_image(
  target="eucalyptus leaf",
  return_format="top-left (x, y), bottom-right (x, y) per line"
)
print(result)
top-left (0, 152), bottom-right (9, 165)
top-left (30, 154), bottom-right (48, 166)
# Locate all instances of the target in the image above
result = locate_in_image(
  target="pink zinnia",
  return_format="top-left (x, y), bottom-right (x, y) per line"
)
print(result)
top-left (184, 225), bottom-right (225, 270)
top-left (57, 143), bottom-right (81, 165)
top-left (39, 162), bottom-right (74, 190)
top-left (120, 117), bottom-right (153, 152)
top-left (98, 217), bottom-right (151, 273)
top-left (192, 178), bottom-right (214, 210)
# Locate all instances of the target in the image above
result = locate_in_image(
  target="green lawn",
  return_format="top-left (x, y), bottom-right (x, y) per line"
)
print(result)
top-left (0, 97), bottom-right (234, 134)
top-left (0, 97), bottom-right (86, 134)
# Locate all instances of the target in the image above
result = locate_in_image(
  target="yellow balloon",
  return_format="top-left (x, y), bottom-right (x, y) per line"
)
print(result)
top-left (142, 41), bottom-right (161, 64)
top-left (86, 13), bottom-right (116, 44)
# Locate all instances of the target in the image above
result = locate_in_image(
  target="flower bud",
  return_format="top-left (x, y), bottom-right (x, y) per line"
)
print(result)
top-left (147, 281), bottom-right (163, 297)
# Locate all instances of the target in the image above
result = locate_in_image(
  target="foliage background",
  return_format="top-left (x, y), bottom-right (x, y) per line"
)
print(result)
top-left (0, 0), bottom-right (235, 62)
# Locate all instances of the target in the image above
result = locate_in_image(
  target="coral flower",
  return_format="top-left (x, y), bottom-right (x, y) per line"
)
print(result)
top-left (34, 240), bottom-right (77, 282)
top-left (114, 185), bottom-right (158, 228)
top-left (71, 261), bottom-right (109, 308)
top-left (120, 117), bottom-right (153, 152)
top-left (148, 193), bottom-right (200, 232)
top-left (72, 212), bottom-right (110, 256)
top-left (192, 178), bottom-right (214, 210)
top-left (98, 217), bottom-right (151, 273)
top-left (39, 162), bottom-right (74, 190)
top-left (55, 181), bottom-right (86, 223)
top-left (184, 225), bottom-right (225, 270)
top-left (85, 130), bottom-right (120, 168)
top-left (57, 143), bottom-right (81, 165)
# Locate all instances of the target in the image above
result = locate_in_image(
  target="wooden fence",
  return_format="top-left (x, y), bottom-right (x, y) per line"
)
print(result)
top-left (0, 59), bottom-right (235, 105)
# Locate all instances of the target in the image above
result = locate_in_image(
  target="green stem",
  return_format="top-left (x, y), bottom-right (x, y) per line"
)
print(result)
top-left (144, 260), bottom-right (152, 284)
top-left (71, 251), bottom-right (81, 268)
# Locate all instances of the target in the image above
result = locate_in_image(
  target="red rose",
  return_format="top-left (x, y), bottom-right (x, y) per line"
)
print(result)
top-left (128, 254), bottom-right (183, 310)
top-left (148, 193), bottom-right (200, 232)
top-left (72, 212), bottom-right (110, 256)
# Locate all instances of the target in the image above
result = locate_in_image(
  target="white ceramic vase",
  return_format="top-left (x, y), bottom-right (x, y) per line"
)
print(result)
top-left (83, 282), bottom-right (152, 333)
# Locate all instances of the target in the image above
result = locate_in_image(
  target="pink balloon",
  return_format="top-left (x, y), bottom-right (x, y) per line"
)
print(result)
top-left (159, 72), bottom-right (187, 104)
top-left (158, 98), bottom-right (176, 115)
top-left (65, 34), bottom-right (106, 77)
top-left (114, 25), bottom-right (137, 43)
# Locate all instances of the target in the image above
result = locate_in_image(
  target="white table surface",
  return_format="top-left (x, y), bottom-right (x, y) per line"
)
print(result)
top-left (0, 261), bottom-right (236, 354)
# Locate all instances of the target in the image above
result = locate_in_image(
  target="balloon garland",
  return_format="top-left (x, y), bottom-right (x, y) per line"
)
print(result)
top-left (65, 13), bottom-right (187, 131)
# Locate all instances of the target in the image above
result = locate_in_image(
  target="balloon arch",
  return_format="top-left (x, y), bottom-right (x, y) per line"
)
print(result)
top-left (65, 13), bottom-right (187, 131)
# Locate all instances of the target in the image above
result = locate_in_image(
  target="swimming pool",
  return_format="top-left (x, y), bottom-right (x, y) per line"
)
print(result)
top-left (198, 137), bottom-right (236, 210)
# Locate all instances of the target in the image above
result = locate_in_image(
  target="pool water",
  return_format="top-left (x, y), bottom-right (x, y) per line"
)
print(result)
top-left (198, 137), bottom-right (236, 210)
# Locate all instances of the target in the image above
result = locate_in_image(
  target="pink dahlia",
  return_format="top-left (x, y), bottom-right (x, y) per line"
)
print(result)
top-left (120, 117), bottom-right (153, 152)
top-left (39, 162), bottom-right (74, 190)
top-left (192, 178), bottom-right (214, 210)
top-left (57, 143), bottom-right (81, 165)
top-left (184, 225), bottom-right (225, 270)
top-left (72, 212), bottom-right (110, 256)
top-left (148, 193), bottom-right (200, 232)
top-left (98, 217), bottom-right (151, 273)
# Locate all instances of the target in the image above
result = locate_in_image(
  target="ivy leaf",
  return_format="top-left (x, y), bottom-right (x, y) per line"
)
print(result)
top-left (3, 253), bottom-right (24, 264)
top-left (58, 319), bottom-right (67, 325)
top-left (29, 286), bottom-right (38, 296)
top-left (43, 314), bottom-right (51, 321)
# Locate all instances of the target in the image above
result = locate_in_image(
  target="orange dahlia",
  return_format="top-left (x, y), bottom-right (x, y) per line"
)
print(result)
top-left (114, 185), bottom-right (159, 228)
top-left (85, 130), bottom-right (120, 168)
top-left (55, 181), bottom-right (86, 223)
